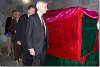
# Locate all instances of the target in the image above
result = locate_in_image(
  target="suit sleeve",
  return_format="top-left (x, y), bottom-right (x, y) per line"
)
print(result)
top-left (5, 17), bottom-right (10, 34)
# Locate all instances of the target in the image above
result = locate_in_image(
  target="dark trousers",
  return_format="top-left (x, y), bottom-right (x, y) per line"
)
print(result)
top-left (22, 50), bottom-right (33, 66)
top-left (22, 38), bottom-right (47, 66)
top-left (22, 49), bottom-right (46, 66)
top-left (11, 34), bottom-right (22, 60)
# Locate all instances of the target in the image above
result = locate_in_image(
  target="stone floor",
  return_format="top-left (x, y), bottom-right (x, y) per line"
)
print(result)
top-left (0, 48), bottom-right (22, 66)
top-left (0, 54), bottom-right (22, 66)
top-left (0, 55), bottom-right (17, 66)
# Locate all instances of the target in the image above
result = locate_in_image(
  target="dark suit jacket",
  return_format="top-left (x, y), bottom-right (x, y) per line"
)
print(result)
top-left (9, 19), bottom-right (17, 35)
top-left (5, 17), bottom-right (13, 34)
top-left (27, 14), bottom-right (48, 55)
top-left (16, 14), bottom-right (29, 50)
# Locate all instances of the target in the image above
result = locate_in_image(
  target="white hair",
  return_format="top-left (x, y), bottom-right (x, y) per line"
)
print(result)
top-left (36, 1), bottom-right (47, 10)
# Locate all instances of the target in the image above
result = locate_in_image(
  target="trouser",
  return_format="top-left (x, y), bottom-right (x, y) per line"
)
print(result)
top-left (22, 38), bottom-right (47, 66)
top-left (22, 49), bottom-right (46, 66)
top-left (11, 35), bottom-right (22, 60)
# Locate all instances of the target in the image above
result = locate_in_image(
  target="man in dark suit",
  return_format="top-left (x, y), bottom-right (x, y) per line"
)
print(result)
top-left (27, 1), bottom-right (48, 66)
top-left (16, 5), bottom-right (36, 66)
top-left (5, 10), bottom-right (18, 34)
top-left (5, 10), bottom-right (22, 64)
top-left (8, 10), bottom-right (22, 64)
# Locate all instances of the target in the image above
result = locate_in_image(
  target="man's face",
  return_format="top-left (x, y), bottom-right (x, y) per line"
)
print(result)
top-left (13, 11), bottom-right (21, 18)
top-left (40, 3), bottom-right (48, 14)
top-left (15, 11), bottom-right (21, 18)
top-left (28, 8), bottom-right (36, 16)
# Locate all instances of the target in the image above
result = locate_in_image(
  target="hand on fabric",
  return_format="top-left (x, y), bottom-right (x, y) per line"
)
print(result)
top-left (17, 41), bottom-right (21, 45)
top-left (28, 48), bottom-right (35, 56)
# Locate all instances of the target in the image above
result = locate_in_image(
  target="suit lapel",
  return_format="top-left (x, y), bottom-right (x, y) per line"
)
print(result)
top-left (34, 14), bottom-right (43, 28)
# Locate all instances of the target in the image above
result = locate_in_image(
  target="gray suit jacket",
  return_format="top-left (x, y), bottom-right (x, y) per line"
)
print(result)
top-left (27, 14), bottom-right (48, 55)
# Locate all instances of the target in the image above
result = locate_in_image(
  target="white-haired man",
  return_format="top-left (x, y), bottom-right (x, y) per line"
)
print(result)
top-left (27, 1), bottom-right (48, 66)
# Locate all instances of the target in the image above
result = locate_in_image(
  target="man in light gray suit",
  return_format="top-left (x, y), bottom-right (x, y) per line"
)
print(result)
top-left (27, 1), bottom-right (48, 66)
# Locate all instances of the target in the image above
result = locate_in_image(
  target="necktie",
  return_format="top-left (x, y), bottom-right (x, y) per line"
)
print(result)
top-left (41, 17), bottom-right (46, 35)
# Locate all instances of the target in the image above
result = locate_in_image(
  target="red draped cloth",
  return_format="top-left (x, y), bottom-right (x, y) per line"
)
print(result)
top-left (43, 7), bottom-right (99, 64)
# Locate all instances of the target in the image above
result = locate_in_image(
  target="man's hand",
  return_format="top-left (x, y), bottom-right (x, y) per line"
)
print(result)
top-left (14, 30), bottom-right (16, 33)
top-left (17, 41), bottom-right (21, 45)
top-left (28, 48), bottom-right (35, 56)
